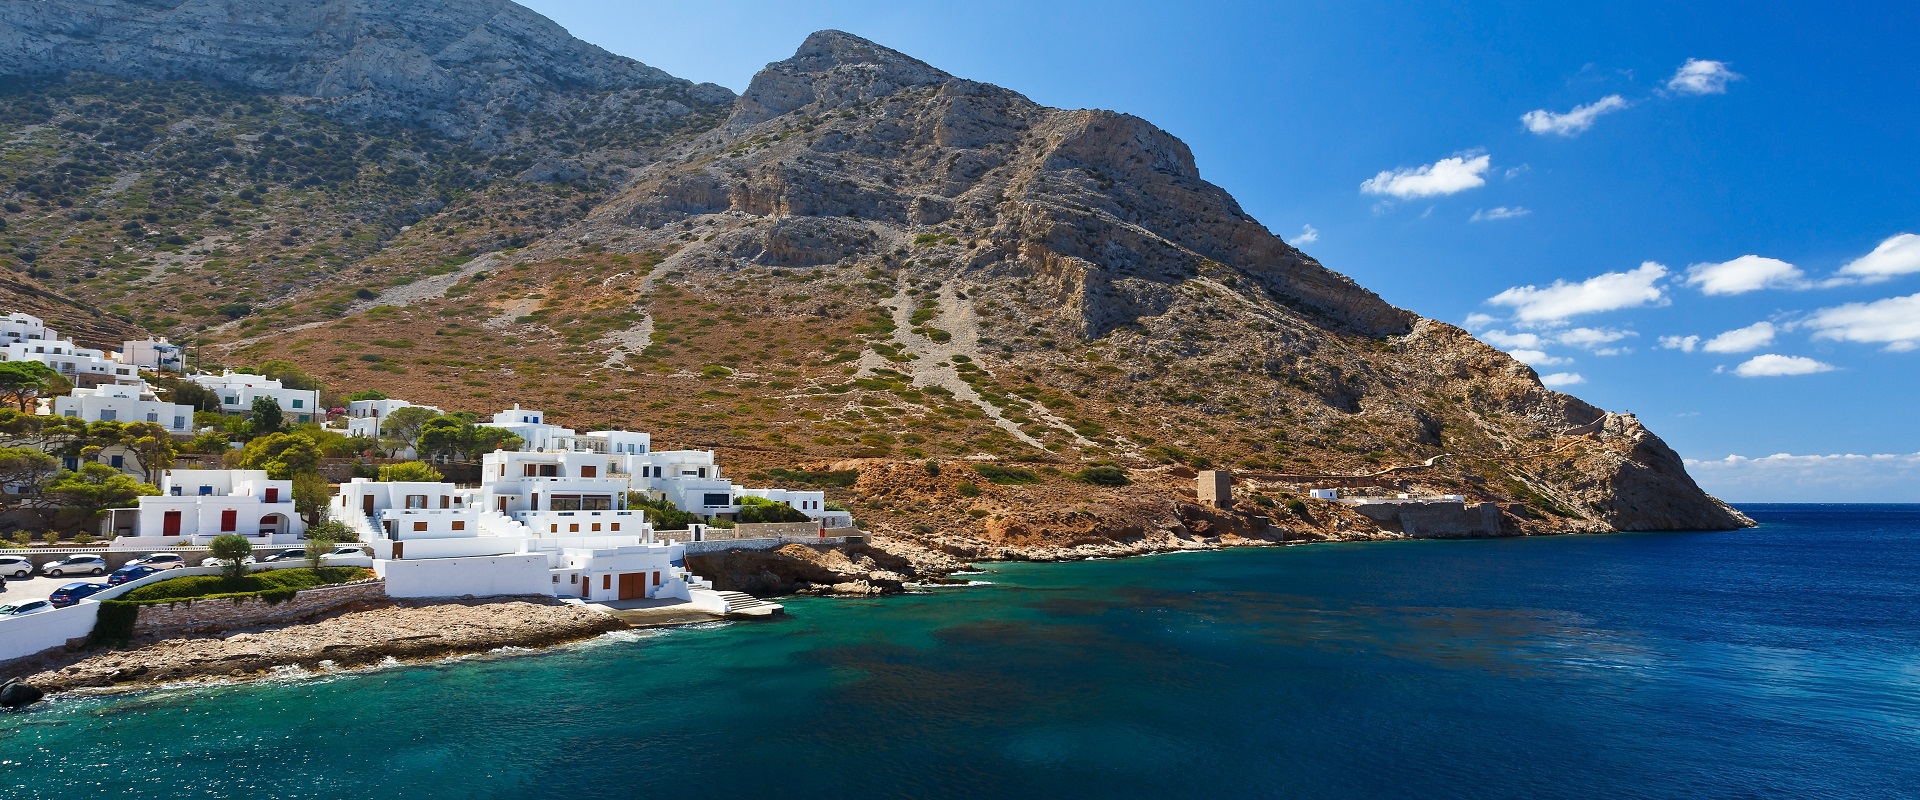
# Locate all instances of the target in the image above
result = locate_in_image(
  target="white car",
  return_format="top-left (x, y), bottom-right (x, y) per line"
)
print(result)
top-left (41, 555), bottom-right (108, 577)
top-left (321, 546), bottom-right (373, 567)
top-left (127, 552), bottom-right (188, 569)
top-left (0, 555), bottom-right (32, 579)
top-left (200, 555), bottom-right (256, 568)
top-left (0, 600), bottom-right (53, 615)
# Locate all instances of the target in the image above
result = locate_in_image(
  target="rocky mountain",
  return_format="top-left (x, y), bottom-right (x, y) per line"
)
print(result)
top-left (0, 0), bottom-right (733, 148)
top-left (0, 7), bottom-right (1749, 565)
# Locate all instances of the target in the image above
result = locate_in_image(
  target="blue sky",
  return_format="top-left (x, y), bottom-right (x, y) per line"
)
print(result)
top-left (522, 0), bottom-right (1920, 501)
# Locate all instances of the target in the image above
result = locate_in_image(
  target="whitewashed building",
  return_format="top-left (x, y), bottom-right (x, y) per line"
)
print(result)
top-left (110, 468), bottom-right (306, 546)
top-left (118, 338), bottom-right (184, 372)
top-left (489, 405), bottom-right (575, 451)
top-left (51, 382), bottom-right (194, 435)
top-left (345, 398), bottom-right (443, 457)
top-left (191, 371), bottom-right (320, 424)
top-left (0, 335), bottom-right (139, 386)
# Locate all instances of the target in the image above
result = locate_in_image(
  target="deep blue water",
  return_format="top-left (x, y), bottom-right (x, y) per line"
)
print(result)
top-left (3, 504), bottom-right (1917, 799)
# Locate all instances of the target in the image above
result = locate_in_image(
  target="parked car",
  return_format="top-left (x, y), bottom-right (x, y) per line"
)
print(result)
top-left (48, 582), bottom-right (109, 608)
top-left (258, 549), bottom-right (306, 563)
top-left (0, 573), bottom-right (7, 593)
top-left (200, 555), bottom-right (255, 569)
top-left (41, 555), bottom-right (108, 577)
top-left (108, 564), bottom-right (164, 586)
top-left (127, 552), bottom-right (188, 569)
top-left (328, 546), bottom-right (367, 557)
top-left (0, 555), bottom-right (32, 579)
top-left (0, 600), bottom-right (52, 616)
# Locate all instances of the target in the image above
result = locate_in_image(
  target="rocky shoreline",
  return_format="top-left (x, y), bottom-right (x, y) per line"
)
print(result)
top-left (7, 598), bottom-right (626, 697)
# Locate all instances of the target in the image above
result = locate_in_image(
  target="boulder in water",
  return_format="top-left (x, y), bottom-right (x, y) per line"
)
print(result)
top-left (0, 679), bottom-right (46, 709)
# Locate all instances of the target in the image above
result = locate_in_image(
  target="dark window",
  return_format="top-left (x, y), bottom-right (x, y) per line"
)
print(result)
top-left (703, 493), bottom-right (732, 507)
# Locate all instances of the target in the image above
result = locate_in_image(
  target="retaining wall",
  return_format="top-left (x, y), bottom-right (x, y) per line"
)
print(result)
top-left (128, 579), bottom-right (388, 637)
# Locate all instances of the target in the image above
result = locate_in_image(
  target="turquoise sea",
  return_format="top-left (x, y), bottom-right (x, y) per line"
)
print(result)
top-left (3, 504), bottom-right (1918, 798)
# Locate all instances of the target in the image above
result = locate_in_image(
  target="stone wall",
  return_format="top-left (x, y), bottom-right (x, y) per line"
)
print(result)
top-left (128, 579), bottom-right (387, 637)
top-left (1348, 501), bottom-right (1507, 538)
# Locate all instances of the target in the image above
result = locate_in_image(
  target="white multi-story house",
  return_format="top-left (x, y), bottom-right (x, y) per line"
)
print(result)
top-left (191, 371), bottom-right (320, 424)
top-left (334, 469), bottom-right (695, 603)
top-left (50, 382), bottom-right (194, 435)
top-left (344, 398), bottom-right (443, 457)
top-left (108, 468), bottom-right (305, 545)
top-left (118, 338), bottom-right (184, 372)
top-left (0, 335), bottom-right (140, 387)
top-left (0, 312), bottom-right (50, 343)
top-left (489, 405), bottom-right (575, 451)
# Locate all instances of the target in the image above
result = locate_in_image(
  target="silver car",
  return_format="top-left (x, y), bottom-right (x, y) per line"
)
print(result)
top-left (0, 555), bottom-right (31, 579)
top-left (41, 555), bottom-right (108, 577)
top-left (0, 600), bottom-right (53, 615)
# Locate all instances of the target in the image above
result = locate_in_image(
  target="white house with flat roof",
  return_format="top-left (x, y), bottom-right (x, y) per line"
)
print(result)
top-left (118, 338), bottom-right (184, 372)
top-left (191, 371), bottom-right (320, 424)
top-left (344, 397), bottom-right (443, 457)
top-left (109, 468), bottom-right (305, 547)
top-left (489, 405), bottom-right (575, 451)
top-left (50, 382), bottom-right (194, 435)
top-left (0, 312), bottom-right (50, 343)
top-left (0, 336), bottom-right (139, 387)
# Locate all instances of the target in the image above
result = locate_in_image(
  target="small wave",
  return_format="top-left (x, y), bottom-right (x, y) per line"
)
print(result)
top-left (489, 645), bottom-right (536, 654)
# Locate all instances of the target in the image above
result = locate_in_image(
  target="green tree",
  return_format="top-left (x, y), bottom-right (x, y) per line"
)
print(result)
top-left (416, 415), bottom-right (466, 461)
top-left (737, 495), bottom-right (811, 523)
top-left (303, 523), bottom-right (339, 569)
top-left (377, 461), bottom-right (444, 482)
top-left (464, 426), bottom-right (524, 458)
top-left (0, 446), bottom-right (59, 514)
top-left (291, 471), bottom-right (331, 523)
top-left (208, 533), bottom-right (253, 580)
top-left (378, 406), bottom-right (438, 457)
top-left (627, 492), bottom-right (699, 530)
top-left (249, 396), bottom-right (284, 436)
top-left (116, 421), bottom-right (176, 483)
top-left (306, 517), bottom-right (355, 545)
top-left (44, 463), bottom-right (160, 532)
top-left (237, 432), bottom-right (321, 479)
top-left (0, 361), bottom-right (61, 411)
top-left (186, 430), bottom-right (231, 454)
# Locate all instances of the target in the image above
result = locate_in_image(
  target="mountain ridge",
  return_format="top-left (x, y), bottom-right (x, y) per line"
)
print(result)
top-left (0, 8), bottom-right (1751, 559)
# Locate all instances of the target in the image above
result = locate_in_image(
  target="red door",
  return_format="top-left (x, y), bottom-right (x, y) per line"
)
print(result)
top-left (162, 511), bottom-right (182, 536)
top-left (363, 495), bottom-right (375, 517)
top-left (220, 509), bottom-right (237, 532)
top-left (265, 488), bottom-right (279, 503)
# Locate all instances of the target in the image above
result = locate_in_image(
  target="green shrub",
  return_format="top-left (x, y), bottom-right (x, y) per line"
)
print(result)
top-left (924, 460), bottom-right (941, 477)
top-left (1075, 466), bottom-right (1130, 486)
top-left (737, 495), bottom-right (811, 524)
top-left (955, 482), bottom-right (981, 498)
top-left (378, 461), bottom-right (443, 482)
top-left (89, 601), bottom-right (140, 647)
top-left (119, 566), bottom-right (372, 604)
top-left (1285, 498), bottom-right (1309, 515)
top-left (973, 464), bottom-right (1038, 485)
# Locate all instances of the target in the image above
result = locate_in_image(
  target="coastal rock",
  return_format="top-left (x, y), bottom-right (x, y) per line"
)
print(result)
top-left (0, 678), bottom-right (44, 709)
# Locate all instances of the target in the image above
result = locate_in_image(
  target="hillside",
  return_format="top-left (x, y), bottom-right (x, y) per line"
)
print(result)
top-left (0, 11), bottom-right (1750, 561)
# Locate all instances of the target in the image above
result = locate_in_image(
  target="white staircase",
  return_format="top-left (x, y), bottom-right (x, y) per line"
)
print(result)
top-left (711, 590), bottom-right (783, 617)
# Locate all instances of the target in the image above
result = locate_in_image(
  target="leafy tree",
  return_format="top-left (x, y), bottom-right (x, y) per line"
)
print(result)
top-left (466, 426), bottom-right (524, 457)
top-left (378, 406), bottom-right (438, 456)
top-left (249, 396), bottom-right (284, 436)
top-left (627, 492), bottom-right (699, 530)
top-left (237, 432), bottom-right (321, 479)
top-left (0, 446), bottom-right (59, 513)
top-left (44, 463), bottom-right (159, 532)
top-left (186, 430), bottom-right (231, 454)
top-left (307, 517), bottom-right (356, 545)
top-left (377, 461), bottom-right (443, 482)
top-left (416, 415), bottom-right (466, 460)
top-left (115, 421), bottom-right (176, 483)
top-left (291, 471), bottom-right (331, 523)
top-left (208, 533), bottom-right (253, 580)
top-left (0, 361), bottom-right (62, 411)
top-left (303, 523), bottom-right (339, 569)
top-left (418, 416), bottom-right (525, 460)
top-left (737, 495), bottom-right (812, 523)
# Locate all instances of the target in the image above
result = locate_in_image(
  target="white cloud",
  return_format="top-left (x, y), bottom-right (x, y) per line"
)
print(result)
top-left (1832, 233), bottom-right (1920, 283)
top-left (1804, 292), bottom-right (1920, 351)
top-left (1463, 313), bottom-right (1498, 330)
top-left (1479, 329), bottom-right (1544, 349)
top-left (1686, 452), bottom-right (1920, 503)
top-left (1539, 372), bottom-right (1586, 387)
top-left (1557, 327), bottom-right (1635, 350)
top-left (1470, 206), bottom-right (1531, 222)
top-left (1291, 224), bottom-right (1319, 245)
top-left (1666, 59), bottom-right (1741, 95)
top-left (1508, 348), bottom-right (1570, 367)
top-left (1731, 354), bottom-right (1836, 377)
top-left (1684, 255), bottom-right (1807, 295)
top-left (1701, 321), bottom-right (1777, 353)
top-left (1660, 335), bottom-right (1700, 352)
top-left (1486, 262), bottom-right (1669, 324)
top-left (1361, 152), bottom-right (1492, 199)
top-left (1521, 94), bottom-right (1630, 136)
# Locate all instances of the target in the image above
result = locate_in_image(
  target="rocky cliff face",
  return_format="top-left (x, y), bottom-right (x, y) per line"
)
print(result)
top-left (0, 0), bottom-right (733, 147)
top-left (0, 9), bottom-right (1750, 548)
